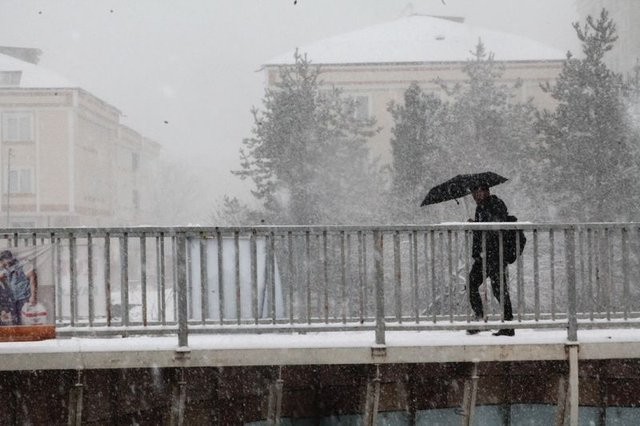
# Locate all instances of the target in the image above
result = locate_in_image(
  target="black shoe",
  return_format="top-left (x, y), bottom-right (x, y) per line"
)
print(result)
top-left (492, 329), bottom-right (514, 336)
top-left (466, 329), bottom-right (481, 335)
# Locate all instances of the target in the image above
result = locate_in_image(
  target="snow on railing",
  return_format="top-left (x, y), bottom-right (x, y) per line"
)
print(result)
top-left (1, 224), bottom-right (639, 346)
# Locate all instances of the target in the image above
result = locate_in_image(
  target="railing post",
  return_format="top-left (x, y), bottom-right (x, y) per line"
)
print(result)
top-left (176, 232), bottom-right (189, 348)
top-left (373, 230), bottom-right (385, 345)
top-left (565, 227), bottom-right (578, 342)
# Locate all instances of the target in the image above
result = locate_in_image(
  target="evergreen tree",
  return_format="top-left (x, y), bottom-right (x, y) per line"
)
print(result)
top-left (442, 41), bottom-right (536, 181)
top-left (234, 51), bottom-right (384, 225)
top-left (388, 41), bottom-right (536, 221)
top-left (536, 9), bottom-right (639, 221)
top-left (388, 82), bottom-right (449, 222)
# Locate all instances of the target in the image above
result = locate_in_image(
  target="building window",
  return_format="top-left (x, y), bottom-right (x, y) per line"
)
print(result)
top-left (2, 112), bottom-right (33, 142)
top-left (0, 71), bottom-right (22, 86)
top-left (353, 95), bottom-right (371, 120)
top-left (5, 168), bottom-right (33, 194)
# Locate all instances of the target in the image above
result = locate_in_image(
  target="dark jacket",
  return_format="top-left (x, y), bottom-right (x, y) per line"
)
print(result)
top-left (472, 195), bottom-right (508, 261)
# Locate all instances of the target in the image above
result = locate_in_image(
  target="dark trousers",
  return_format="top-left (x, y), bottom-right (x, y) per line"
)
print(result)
top-left (468, 258), bottom-right (513, 321)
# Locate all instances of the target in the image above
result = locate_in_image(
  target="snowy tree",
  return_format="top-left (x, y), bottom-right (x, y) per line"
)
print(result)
top-left (536, 9), bottom-right (640, 221)
top-left (388, 82), bottom-right (450, 222)
top-left (440, 41), bottom-right (536, 183)
top-left (208, 195), bottom-right (263, 226)
top-left (389, 42), bottom-right (536, 221)
top-left (234, 51), bottom-right (385, 225)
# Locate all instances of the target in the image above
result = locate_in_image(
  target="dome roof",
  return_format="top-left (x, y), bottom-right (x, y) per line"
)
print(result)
top-left (266, 14), bottom-right (566, 66)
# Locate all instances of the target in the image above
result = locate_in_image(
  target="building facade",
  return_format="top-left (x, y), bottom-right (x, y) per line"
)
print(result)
top-left (0, 50), bottom-right (160, 227)
top-left (264, 15), bottom-right (566, 162)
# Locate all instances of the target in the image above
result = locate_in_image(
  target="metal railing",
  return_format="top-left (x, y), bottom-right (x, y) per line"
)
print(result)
top-left (2, 223), bottom-right (639, 346)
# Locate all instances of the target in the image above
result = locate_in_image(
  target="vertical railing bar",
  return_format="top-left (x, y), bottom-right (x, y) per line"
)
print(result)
top-left (270, 231), bottom-right (277, 323)
top-left (438, 231), bottom-right (445, 319)
top-left (69, 233), bottom-right (77, 327)
top-left (104, 234), bottom-right (112, 327)
top-left (235, 231), bottom-right (241, 324)
top-left (412, 231), bottom-right (419, 323)
top-left (430, 230), bottom-right (436, 323)
top-left (288, 232), bottom-right (295, 325)
top-left (533, 229), bottom-right (540, 321)
top-left (622, 227), bottom-right (630, 320)
top-left (498, 231), bottom-right (505, 322)
top-left (199, 234), bottom-right (208, 325)
top-left (393, 231), bottom-right (401, 322)
top-left (315, 234), bottom-right (321, 320)
top-left (606, 228), bottom-right (612, 321)
top-left (53, 234), bottom-right (62, 322)
top-left (305, 231), bottom-right (311, 324)
top-left (578, 228), bottom-right (585, 314)
top-left (340, 231), bottom-right (347, 324)
top-left (594, 229), bottom-right (601, 317)
top-left (565, 227), bottom-right (578, 341)
top-left (176, 232), bottom-right (188, 348)
top-left (120, 233), bottom-right (129, 327)
top-left (481, 231), bottom-right (488, 321)
top-left (159, 234), bottom-right (166, 326)
top-left (448, 230), bottom-right (454, 322)
top-left (346, 233), bottom-right (353, 322)
top-left (155, 236), bottom-right (161, 325)
top-left (250, 230), bottom-right (258, 324)
top-left (358, 231), bottom-right (365, 323)
top-left (549, 229), bottom-right (556, 321)
top-left (424, 232), bottom-right (429, 322)
top-left (216, 229), bottom-right (224, 325)
top-left (322, 230), bottom-right (329, 324)
top-left (362, 232), bottom-right (368, 321)
top-left (186, 236), bottom-right (193, 319)
top-left (464, 230), bottom-right (471, 322)
top-left (587, 228), bottom-right (593, 321)
top-left (516, 229), bottom-right (524, 322)
top-left (140, 234), bottom-right (148, 327)
top-left (373, 230), bottom-right (385, 345)
top-left (87, 233), bottom-right (95, 327)
top-left (172, 236), bottom-right (178, 323)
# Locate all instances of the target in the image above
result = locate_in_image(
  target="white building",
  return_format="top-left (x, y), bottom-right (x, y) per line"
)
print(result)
top-left (0, 48), bottom-right (161, 227)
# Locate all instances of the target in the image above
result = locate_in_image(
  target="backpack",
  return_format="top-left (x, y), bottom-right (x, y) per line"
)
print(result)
top-left (504, 215), bottom-right (526, 264)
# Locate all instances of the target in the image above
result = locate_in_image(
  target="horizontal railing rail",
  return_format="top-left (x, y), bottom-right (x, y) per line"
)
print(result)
top-left (0, 223), bottom-right (638, 347)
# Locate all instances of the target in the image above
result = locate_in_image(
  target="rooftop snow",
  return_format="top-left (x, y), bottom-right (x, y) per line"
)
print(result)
top-left (266, 14), bottom-right (566, 66)
top-left (0, 52), bottom-right (76, 88)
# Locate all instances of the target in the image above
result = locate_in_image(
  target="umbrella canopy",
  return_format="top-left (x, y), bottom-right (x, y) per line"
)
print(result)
top-left (420, 172), bottom-right (508, 206)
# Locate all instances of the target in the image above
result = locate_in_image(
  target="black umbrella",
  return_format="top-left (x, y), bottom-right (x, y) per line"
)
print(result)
top-left (420, 172), bottom-right (508, 206)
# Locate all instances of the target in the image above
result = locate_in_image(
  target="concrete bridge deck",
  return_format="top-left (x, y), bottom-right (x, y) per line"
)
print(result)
top-left (1, 327), bottom-right (639, 371)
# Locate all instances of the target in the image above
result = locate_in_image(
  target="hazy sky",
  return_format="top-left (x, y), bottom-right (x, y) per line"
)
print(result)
top-left (0, 0), bottom-right (580, 204)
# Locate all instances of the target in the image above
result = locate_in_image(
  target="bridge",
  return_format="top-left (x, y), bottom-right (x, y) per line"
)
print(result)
top-left (0, 223), bottom-right (639, 425)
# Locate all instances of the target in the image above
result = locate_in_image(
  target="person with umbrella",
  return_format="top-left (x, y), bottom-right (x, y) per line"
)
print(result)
top-left (466, 182), bottom-right (514, 336)
top-left (421, 172), bottom-right (514, 336)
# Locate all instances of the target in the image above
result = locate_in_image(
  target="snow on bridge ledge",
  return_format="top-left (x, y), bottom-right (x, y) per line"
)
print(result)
top-left (0, 328), bottom-right (639, 371)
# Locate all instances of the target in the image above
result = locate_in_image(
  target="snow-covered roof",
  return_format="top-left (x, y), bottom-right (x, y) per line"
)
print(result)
top-left (266, 14), bottom-right (566, 66)
top-left (0, 52), bottom-right (76, 88)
